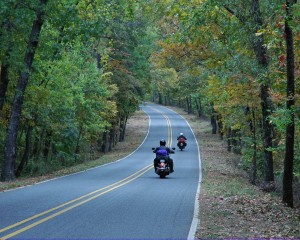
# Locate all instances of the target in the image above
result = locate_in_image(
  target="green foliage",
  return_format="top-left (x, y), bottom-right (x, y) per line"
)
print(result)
top-left (149, 0), bottom-right (300, 184)
top-left (0, 0), bottom-right (157, 178)
top-left (0, 0), bottom-right (299, 183)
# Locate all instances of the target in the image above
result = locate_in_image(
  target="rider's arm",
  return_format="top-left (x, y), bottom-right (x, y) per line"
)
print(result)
top-left (167, 148), bottom-right (175, 154)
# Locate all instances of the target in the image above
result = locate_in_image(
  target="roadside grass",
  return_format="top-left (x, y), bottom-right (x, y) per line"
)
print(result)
top-left (202, 174), bottom-right (257, 197)
top-left (0, 153), bottom-right (131, 191)
top-left (0, 110), bottom-right (148, 192)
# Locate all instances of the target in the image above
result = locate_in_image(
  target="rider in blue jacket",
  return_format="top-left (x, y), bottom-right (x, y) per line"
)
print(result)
top-left (153, 139), bottom-right (174, 172)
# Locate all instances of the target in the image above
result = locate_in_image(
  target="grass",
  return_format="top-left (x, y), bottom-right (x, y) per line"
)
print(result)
top-left (0, 110), bottom-right (148, 192)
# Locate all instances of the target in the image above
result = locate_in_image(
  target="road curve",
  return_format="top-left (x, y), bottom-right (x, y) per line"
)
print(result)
top-left (0, 103), bottom-right (201, 240)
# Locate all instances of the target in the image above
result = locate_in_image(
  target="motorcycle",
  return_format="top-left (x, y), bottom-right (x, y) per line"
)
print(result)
top-left (177, 138), bottom-right (186, 151)
top-left (152, 148), bottom-right (175, 178)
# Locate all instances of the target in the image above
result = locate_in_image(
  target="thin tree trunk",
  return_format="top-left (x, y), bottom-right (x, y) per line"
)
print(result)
top-left (1, 0), bottom-right (48, 182)
top-left (194, 97), bottom-right (203, 117)
top-left (109, 128), bottom-right (114, 151)
top-left (252, 0), bottom-right (274, 184)
top-left (73, 126), bottom-right (81, 162)
top-left (0, 24), bottom-right (13, 112)
top-left (119, 116), bottom-right (128, 142)
top-left (167, 91), bottom-right (171, 105)
top-left (251, 106), bottom-right (258, 184)
top-left (15, 125), bottom-right (33, 177)
top-left (33, 128), bottom-right (44, 160)
top-left (211, 103), bottom-right (217, 134)
top-left (188, 95), bottom-right (192, 114)
top-left (227, 127), bottom-right (232, 152)
top-left (43, 130), bottom-right (52, 161)
top-left (0, 63), bottom-right (10, 112)
top-left (102, 128), bottom-right (109, 153)
top-left (282, 0), bottom-right (296, 208)
top-left (158, 93), bottom-right (163, 104)
top-left (0, 3), bottom-right (18, 112)
top-left (260, 84), bottom-right (274, 183)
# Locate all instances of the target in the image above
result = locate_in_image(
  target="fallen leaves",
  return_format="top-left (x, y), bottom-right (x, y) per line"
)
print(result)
top-left (174, 108), bottom-right (300, 239)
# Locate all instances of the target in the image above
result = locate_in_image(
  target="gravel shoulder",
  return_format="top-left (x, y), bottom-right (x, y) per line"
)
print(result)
top-left (1, 106), bottom-right (299, 239)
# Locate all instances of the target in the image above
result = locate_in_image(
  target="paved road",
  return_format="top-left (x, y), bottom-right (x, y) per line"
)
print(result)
top-left (0, 103), bottom-right (201, 239)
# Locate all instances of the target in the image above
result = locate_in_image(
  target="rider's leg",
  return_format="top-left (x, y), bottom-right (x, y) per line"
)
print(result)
top-left (169, 158), bottom-right (174, 172)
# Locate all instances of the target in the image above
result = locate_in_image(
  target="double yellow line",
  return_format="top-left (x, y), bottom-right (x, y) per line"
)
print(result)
top-left (150, 106), bottom-right (173, 147)
top-left (0, 164), bottom-right (152, 239)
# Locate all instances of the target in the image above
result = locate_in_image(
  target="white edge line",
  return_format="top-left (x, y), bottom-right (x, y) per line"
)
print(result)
top-left (2, 109), bottom-right (151, 193)
top-left (165, 106), bottom-right (202, 240)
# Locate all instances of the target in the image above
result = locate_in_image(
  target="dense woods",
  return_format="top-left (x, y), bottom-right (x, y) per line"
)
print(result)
top-left (0, 0), bottom-right (299, 207)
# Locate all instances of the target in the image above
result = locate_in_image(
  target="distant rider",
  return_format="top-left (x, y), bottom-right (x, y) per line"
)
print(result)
top-left (177, 133), bottom-right (187, 147)
top-left (153, 139), bottom-right (174, 173)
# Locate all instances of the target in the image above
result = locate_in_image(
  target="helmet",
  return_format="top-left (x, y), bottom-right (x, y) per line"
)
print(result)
top-left (159, 139), bottom-right (166, 146)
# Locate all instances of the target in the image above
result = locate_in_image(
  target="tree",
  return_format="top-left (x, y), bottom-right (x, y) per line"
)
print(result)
top-left (148, 0), bottom-right (300, 193)
top-left (1, 0), bottom-right (48, 181)
top-left (282, 0), bottom-right (297, 208)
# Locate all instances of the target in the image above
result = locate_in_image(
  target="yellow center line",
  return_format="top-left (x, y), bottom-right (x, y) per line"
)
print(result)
top-left (0, 164), bottom-right (152, 239)
top-left (149, 106), bottom-right (173, 147)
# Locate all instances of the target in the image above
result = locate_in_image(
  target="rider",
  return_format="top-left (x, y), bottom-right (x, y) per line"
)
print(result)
top-left (153, 139), bottom-right (175, 173)
top-left (177, 133), bottom-right (187, 147)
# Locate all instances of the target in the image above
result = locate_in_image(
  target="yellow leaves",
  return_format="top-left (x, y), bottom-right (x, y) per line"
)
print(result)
top-left (153, 40), bottom-right (210, 70)
top-left (207, 73), bottom-right (261, 124)
top-left (269, 91), bottom-right (285, 104)
top-left (255, 32), bottom-right (263, 37)
top-left (0, 104), bottom-right (11, 128)
top-left (99, 100), bottom-right (118, 122)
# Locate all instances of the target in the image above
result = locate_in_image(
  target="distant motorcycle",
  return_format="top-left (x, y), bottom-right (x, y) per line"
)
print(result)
top-left (152, 148), bottom-right (175, 178)
top-left (177, 138), bottom-right (187, 151)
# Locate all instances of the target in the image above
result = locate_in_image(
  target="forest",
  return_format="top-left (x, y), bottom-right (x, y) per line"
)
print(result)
top-left (0, 0), bottom-right (299, 208)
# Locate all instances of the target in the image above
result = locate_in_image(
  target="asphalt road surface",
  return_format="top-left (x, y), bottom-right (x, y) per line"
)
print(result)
top-left (0, 103), bottom-right (202, 240)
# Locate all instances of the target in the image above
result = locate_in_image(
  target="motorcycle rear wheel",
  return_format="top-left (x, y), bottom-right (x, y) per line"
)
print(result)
top-left (159, 173), bottom-right (166, 178)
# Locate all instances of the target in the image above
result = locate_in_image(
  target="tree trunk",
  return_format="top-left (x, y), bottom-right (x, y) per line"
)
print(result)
top-left (0, 5), bottom-right (16, 112)
top-left (194, 97), bottom-right (203, 117)
top-left (33, 128), bottom-right (44, 160)
top-left (109, 128), bottom-right (114, 151)
top-left (282, 0), bottom-right (296, 208)
top-left (227, 127), bottom-right (232, 152)
top-left (1, 0), bottom-right (48, 182)
top-left (188, 95), bottom-right (192, 114)
top-left (74, 127), bottom-right (82, 162)
top-left (211, 103), bottom-right (217, 134)
top-left (96, 53), bottom-right (102, 69)
top-left (250, 106), bottom-right (258, 184)
top-left (252, 0), bottom-right (274, 184)
top-left (15, 125), bottom-right (33, 177)
top-left (102, 128), bottom-right (109, 153)
top-left (0, 63), bottom-right (10, 112)
top-left (119, 116), bottom-right (128, 142)
top-left (217, 114), bottom-right (223, 140)
top-left (260, 84), bottom-right (274, 183)
top-left (158, 93), bottom-right (163, 104)
top-left (43, 130), bottom-right (52, 161)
